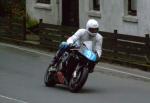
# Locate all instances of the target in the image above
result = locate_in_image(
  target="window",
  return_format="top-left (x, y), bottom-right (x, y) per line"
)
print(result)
top-left (90, 0), bottom-right (100, 11)
top-left (123, 0), bottom-right (138, 23)
top-left (128, 0), bottom-right (137, 16)
top-left (37, 0), bottom-right (51, 4)
top-left (88, 0), bottom-right (101, 18)
top-left (93, 0), bottom-right (100, 11)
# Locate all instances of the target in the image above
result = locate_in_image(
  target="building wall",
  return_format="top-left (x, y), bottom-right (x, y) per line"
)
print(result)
top-left (26, 0), bottom-right (150, 37)
top-left (26, 0), bottom-right (59, 24)
top-left (79, 0), bottom-right (150, 37)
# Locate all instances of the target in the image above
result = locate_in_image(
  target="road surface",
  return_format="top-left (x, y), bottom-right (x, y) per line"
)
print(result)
top-left (0, 43), bottom-right (150, 103)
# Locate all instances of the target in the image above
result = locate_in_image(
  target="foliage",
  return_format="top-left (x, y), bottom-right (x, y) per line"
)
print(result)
top-left (11, 0), bottom-right (25, 17)
top-left (0, 0), bottom-right (25, 22)
top-left (26, 15), bottom-right (39, 29)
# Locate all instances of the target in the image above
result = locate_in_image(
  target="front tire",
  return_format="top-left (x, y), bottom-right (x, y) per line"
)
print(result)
top-left (69, 67), bottom-right (89, 93)
top-left (44, 66), bottom-right (56, 87)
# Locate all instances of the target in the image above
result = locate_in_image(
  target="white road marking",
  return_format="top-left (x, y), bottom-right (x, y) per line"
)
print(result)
top-left (0, 42), bottom-right (53, 57)
top-left (0, 94), bottom-right (28, 103)
top-left (0, 42), bottom-right (150, 81)
top-left (96, 66), bottom-right (150, 80)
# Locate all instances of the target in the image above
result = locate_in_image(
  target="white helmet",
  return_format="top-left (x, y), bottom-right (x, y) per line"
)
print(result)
top-left (86, 19), bottom-right (99, 36)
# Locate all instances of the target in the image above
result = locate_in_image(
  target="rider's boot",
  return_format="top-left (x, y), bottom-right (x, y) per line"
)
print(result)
top-left (48, 55), bottom-right (59, 72)
top-left (49, 48), bottom-right (62, 68)
top-left (50, 57), bottom-right (57, 66)
top-left (89, 63), bottom-right (96, 73)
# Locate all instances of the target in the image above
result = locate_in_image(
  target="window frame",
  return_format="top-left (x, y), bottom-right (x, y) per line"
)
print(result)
top-left (123, 0), bottom-right (138, 23)
top-left (88, 0), bottom-right (101, 18)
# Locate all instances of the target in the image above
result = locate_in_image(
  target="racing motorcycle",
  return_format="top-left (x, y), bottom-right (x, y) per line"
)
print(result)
top-left (44, 41), bottom-right (97, 92)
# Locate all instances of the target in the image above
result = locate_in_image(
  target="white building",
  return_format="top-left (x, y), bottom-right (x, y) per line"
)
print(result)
top-left (26, 0), bottom-right (150, 37)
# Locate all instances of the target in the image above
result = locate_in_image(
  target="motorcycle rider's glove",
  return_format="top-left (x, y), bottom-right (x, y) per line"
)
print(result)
top-left (68, 43), bottom-right (77, 48)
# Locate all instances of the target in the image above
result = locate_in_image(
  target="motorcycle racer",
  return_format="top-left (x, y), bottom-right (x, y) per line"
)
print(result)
top-left (50, 19), bottom-right (103, 72)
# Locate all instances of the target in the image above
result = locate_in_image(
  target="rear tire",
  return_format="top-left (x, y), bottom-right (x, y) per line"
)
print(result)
top-left (44, 67), bottom-right (56, 87)
top-left (69, 67), bottom-right (89, 93)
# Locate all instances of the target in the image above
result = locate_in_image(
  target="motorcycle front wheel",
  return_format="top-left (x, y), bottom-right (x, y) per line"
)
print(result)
top-left (69, 67), bottom-right (89, 93)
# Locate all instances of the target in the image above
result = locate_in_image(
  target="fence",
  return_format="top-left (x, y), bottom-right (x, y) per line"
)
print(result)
top-left (37, 19), bottom-right (150, 67)
top-left (0, 16), bottom-right (26, 40)
top-left (100, 30), bottom-right (150, 64)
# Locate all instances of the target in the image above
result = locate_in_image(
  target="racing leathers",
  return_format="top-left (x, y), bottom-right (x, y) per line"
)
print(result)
top-left (67, 29), bottom-right (103, 58)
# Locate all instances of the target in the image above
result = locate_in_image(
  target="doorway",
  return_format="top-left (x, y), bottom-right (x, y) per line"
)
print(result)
top-left (62, 0), bottom-right (79, 27)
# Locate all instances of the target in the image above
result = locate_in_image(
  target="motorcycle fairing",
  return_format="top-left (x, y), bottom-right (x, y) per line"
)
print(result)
top-left (79, 41), bottom-right (97, 62)
top-left (82, 49), bottom-right (97, 62)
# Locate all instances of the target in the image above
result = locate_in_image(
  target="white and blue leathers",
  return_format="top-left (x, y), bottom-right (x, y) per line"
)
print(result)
top-left (67, 29), bottom-right (103, 58)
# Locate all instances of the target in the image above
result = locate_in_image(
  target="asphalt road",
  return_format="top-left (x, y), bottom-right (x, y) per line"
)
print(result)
top-left (0, 43), bottom-right (150, 103)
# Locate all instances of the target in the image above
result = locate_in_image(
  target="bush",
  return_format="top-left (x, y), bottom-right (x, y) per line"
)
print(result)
top-left (26, 15), bottom-right (39, 29)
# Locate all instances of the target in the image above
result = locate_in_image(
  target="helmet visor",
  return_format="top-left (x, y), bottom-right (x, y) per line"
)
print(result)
top-left (88, 28), bottom-right (98, 33)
